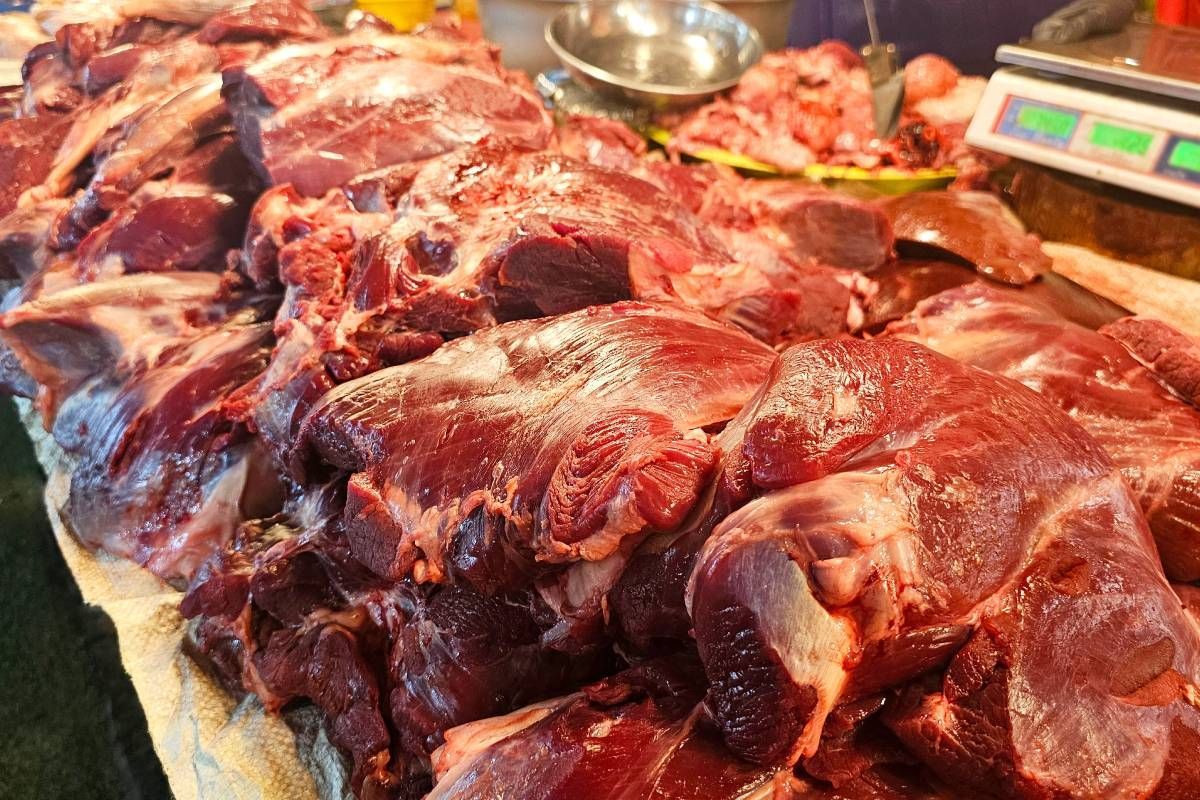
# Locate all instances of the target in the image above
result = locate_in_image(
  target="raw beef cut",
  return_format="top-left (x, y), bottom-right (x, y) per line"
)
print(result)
top-left (3, 3), bottom-right (1199, 798)
top-left (21, 35), bottom-right (222, 204)
top-left (388, 583), bottom-right (610, 757)
top-left (0, 113), bottom-right (73, 220)
top-left (320, 143), bottom-right (858, 343)
top-left (688, 338), bottom-right (1200, 799)
top-left (0, 199), bottom-right (68, 282)
top-left (651, 240), bottom-right (862, 347)
top-left (66, 132), bottom-right (261, 279)
top-left (1102, 315), bottom-right (1200, 407)
top-left (186, 301), bottom-right (772, 795)
top-left (607, 359), bottom-right (791, 658)
top-left (57, 320), bottom-right (282, 580)
top-left (51, 75), bottom-right (231, 247)
top-left (859, 259), bottom-right (977, 333)
top-left (860, 258), bottom-right (1126, 333)
top-left (429, 657), bottom-right (951, 800)
top-left (354, 144), bottom-right (730, 329)
top-left (556, 116), bottom-right (894, 274)
top-left (291, 299), bottom-right (769, 654)
top-left (734, 182), bottom-right (893, 273)
top-left (1178, 583), bottom-right (1200, 625)
top-left (299, 302), bottom-right (775, 589)
top-left (236, 143), bottom-right (856, 472)
top-left (75, 20), bottom-right (193, 93)
top-left (235, 123), bottom-right (864, 469)
top-left (253, 615), bottom-right (426, 797)
top-left (250, 587), bottom-right (422, 797)
top-left (17, 19), bottom-right (187, 115)
top-left (890, 285), bottom-right (1200, 581)
top-left (799, 696), bottom-right (951, 800)
top-left (0, 271), bottom-right (263, 419)
top-left (182, 503), bottom-right (428, 797)
top-left (184, 495), bottom-right (608, 794)
top-left (553, 114), bottom-right (649, 173)
top-left (229, 178), bottom-right (427, 463)
top-left (0, 27), bottom-right (260, 279)
top-left (236, 160), bottom-right (413, 291)
top-left (197, 0), bottom-right (327, 43)
top-left (427, 657), bottom-right (788, 800)
top-left (224, 34), bottom-right (551, 196)
top-left (880, 191), bottom-right (1052, 284)
top-left (21, 40), bottom-right (82, 115)
top-left (607, 524), bottom-right (718, 655)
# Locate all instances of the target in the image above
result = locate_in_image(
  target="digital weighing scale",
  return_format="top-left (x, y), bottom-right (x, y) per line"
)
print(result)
top-left (967, 21), bottom-right (1200, 208)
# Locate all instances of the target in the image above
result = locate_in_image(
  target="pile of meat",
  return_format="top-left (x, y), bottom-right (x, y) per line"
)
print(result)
top-left (661, 46), bottom-right (985, 173)
top-left (2, 3), bottom-right (1199, 799)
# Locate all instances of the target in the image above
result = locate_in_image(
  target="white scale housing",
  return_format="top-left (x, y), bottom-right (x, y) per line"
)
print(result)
top-left (966, 22), bottom-right (1200, 208)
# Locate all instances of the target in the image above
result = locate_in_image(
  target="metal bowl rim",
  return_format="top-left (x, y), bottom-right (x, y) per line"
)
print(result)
top-left (481, 0), bottom-right (581, 5)
top-left (544, 0), bottom-right (764, 97)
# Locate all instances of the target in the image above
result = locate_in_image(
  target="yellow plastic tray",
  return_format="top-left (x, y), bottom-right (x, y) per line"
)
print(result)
top-left (643, 125), bottom-right (957, 195)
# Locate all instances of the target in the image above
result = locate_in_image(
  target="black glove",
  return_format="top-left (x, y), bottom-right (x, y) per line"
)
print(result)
top-left (1032, 0), bottom-right (1136, 44)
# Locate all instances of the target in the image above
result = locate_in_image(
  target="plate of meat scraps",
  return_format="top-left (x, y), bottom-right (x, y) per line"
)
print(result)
top-left (647, 45), bottom-right (986, 193)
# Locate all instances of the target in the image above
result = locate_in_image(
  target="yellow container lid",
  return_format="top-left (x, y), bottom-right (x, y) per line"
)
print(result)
top-left (643, 125), bottom-right (957, 195)
top-left (355, 0), bottom-right (436, 31)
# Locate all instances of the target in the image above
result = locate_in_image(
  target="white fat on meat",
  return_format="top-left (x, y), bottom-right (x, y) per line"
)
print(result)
top-left (690, 470), bottom-right (920, 759)
top-left (430, 695), bottom-right (577, 785)
top-left (20, 39), bottom-right (220, 204)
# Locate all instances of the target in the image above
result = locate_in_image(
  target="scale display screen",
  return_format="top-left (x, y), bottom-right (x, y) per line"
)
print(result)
top-left (1089, 122), bottom-right (1154, 157)
top-left (1169, 139), bottom-right (1200, 172)
top-left (1017, 104), bottom-right (1077, 139)
top-left (993, 95), bottom-right (1200, 185)
top-left (999, 98), bottom-right (1079, 146)
top-left (1159, 136), bottom-right (1200, 185)
top-left (968, 66), bottom-right (1200, 207)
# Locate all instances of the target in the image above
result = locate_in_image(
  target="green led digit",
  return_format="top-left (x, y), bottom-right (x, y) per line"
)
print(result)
top-left (1089, 122), bottom-right (1153, 157)
top-left (1169, 140), bottom-right (1200, 173)
top-left (1016, 105), bottom-right (1077, 139)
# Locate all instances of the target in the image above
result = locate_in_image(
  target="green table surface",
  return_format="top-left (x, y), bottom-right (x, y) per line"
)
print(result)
top-left (0, 398), bottom-right (173, 800)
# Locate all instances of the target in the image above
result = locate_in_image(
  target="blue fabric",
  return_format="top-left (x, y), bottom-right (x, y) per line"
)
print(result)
top-left (788, 0), bottom-right (1063, 74)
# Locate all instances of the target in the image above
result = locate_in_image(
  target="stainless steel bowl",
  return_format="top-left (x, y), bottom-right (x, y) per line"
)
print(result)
top-left (545, 0), bottom-right (764, 110)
